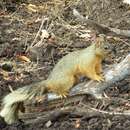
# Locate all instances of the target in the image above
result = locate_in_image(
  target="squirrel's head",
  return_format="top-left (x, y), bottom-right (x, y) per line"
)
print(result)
top-left (95, 34), bottom-right (109, 58)
top-left (95, 34), bottom-right (105, 47)
top-left (95, 34), bottom-right (110, 50)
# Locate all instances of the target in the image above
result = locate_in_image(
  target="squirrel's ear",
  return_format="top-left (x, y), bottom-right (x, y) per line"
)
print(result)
top-left (95, 34), bottom-right (105, 47)
top-left (95, 38), bottom-right (103, 48)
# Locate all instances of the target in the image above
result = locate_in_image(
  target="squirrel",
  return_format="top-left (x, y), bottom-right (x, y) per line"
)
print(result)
top-left (0, 35), bottom-right (106, 124)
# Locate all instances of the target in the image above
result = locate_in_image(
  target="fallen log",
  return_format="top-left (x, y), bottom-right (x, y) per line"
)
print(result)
top-left (47, 53), bottom-right (130, 100)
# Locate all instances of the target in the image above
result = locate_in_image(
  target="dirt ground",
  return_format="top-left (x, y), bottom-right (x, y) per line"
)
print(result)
top-left (0, 0), bottom-right (130, 129)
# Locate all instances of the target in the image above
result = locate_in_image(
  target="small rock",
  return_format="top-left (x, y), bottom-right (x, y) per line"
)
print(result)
top-left (45, 120), bottom-right (52, 128)
top-left (1, 62), bottom-right (13, 71)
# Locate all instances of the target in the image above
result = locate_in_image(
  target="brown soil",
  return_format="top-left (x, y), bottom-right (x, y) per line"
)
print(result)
top-left (0, 0), bottom-right (130, 129)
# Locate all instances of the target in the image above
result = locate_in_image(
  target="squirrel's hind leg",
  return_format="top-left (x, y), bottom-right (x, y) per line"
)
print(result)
top-left (57, 76), bottom-right (75, 99)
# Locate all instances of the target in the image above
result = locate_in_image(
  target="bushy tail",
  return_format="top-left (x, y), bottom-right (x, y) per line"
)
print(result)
top-left (0, 80), bottom-right (47, 124)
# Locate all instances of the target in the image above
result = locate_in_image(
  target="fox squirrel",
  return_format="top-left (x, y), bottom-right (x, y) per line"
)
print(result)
top-left (0, 35), bottom-right (106, 124)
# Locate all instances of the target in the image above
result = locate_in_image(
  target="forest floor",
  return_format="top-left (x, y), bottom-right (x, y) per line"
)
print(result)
top-left (0, 0), bottom-right (130, 129)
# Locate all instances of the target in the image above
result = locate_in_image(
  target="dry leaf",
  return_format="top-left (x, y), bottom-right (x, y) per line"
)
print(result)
top-left (41, 29), bottom-right (50, 39)
top-left (1, 70), bottom-right (10, 80)
top-left (75, 119), bottom-right (80, 128)
top-left (123, 0), bottom-right (130, 4)
top-left (1, 70), bottom-right (9, 77)
top-left (79, 33), bottom-right (91, 39)
top-left (48, 37), bottom-right (55, 43)
top-left (17, 55), bottom-right (31, 62)
top-left (27, 4), bottom-right (38, 13)
top-left (35, 96), bottom-right (46, 103)
top-left (27, 4), bottom-right (45, 13)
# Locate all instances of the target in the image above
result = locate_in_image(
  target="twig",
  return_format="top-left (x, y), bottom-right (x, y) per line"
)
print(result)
top-left (25, 108), bottom-right (73, 125)
top-left (26, 17), bottom-right (48, 52)
top-left (73, 9), bottom-right (130, 37)
top-left (118, 38), bottom-right (130, 47)
top-left (88, 107), bottom-right (130, 116)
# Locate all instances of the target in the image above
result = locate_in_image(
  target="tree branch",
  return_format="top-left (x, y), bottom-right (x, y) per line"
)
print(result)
top-left (72, 9), bottom-right (130, 37)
